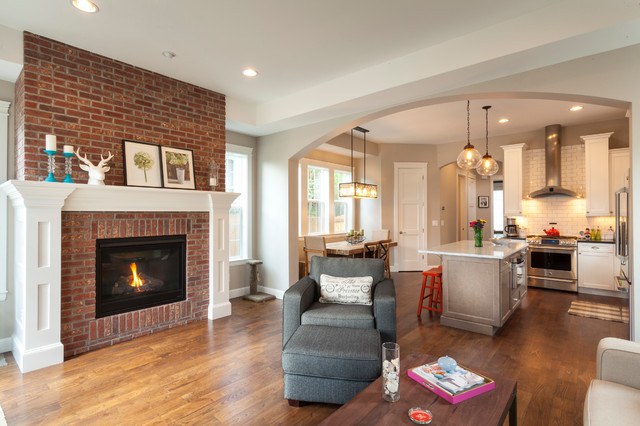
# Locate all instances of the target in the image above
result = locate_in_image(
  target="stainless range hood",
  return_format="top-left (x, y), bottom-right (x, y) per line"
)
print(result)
top-left (528, 124), bottom-right (579, 198)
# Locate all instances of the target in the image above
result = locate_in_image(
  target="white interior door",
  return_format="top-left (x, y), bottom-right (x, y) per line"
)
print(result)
top-left (467, 175), bottom-right (477, 240)
top-left (394, 163), bottom-right (427, 271)
top-left (457, 173), bottom-right (477, 241)
top-left (457, 175), bottom-right (467, 240)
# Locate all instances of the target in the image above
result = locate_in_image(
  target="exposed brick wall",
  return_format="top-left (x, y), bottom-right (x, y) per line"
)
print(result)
top-left (61, 212), bottom-right (209, 358)
top-left (17, 32), bottom-right (225, 189)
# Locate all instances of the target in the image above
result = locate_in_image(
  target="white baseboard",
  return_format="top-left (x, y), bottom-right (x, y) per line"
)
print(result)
top-left (0, 337), bottom-right (11, 353)
top-left (258, 286), bottom-right (284, 300)
top-left (230, 286), bottom-right (284, 300)
top-left (230, 287), bottom-right (250, 299)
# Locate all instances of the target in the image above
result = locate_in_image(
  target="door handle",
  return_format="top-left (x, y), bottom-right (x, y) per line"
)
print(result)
top-left (399, 231), bottom-right (403, 234)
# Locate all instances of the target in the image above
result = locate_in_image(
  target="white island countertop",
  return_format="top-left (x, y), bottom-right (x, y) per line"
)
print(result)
top-left (419, 240), bottom-right (528, 259)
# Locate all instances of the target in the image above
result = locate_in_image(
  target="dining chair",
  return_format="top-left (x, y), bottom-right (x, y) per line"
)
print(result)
top-left (363, 239), bottom-right (392, 278)
top-left (370, 229), bottom-right (390, 242)
top-left (303, 236), bottom-right (327, 276)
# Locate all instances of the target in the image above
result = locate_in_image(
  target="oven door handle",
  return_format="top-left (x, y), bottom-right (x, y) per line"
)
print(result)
top-left (529, 246), bottom-right (577, 252)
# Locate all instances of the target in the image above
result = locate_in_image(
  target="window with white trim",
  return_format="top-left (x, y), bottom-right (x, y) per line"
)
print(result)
top-left (226, 144), bottom-right (252, 261)
top-left (299, 159), bottom-right (353, 235)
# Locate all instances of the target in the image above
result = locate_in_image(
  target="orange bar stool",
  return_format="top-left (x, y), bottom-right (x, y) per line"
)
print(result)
top-left (417, 266), bottom-right (443, 316)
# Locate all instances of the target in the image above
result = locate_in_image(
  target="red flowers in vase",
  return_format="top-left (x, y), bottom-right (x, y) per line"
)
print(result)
top-left (469, 219), bottom-right (486, 231)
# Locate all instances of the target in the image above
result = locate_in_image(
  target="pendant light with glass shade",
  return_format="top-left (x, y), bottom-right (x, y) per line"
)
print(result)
top-left (456, 100), bottom-right (482, 170)
top-left (476, 105), bottom-right (499, 176)
top-left (339, 126), bottom-right (378, 199)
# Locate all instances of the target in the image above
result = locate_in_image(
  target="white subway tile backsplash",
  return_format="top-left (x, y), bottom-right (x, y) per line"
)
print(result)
top-left (514, 145), bottom-right (613, 236)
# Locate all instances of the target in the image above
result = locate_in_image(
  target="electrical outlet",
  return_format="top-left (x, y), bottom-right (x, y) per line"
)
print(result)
top-left (431, 220), bottom-right (439, 227)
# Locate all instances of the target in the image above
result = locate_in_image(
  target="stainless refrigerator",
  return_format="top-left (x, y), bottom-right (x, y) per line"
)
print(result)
top-left (615, 188), bottom-right (631, 288)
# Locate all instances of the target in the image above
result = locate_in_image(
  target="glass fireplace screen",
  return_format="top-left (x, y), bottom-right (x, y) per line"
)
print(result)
top-left (95, 235), bottom-right (187, 318)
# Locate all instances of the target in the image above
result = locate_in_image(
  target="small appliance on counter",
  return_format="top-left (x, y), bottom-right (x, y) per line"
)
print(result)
top-left (504, 218), bottom-right (519, 238)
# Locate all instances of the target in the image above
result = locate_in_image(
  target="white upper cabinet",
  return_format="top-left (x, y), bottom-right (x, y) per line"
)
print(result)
top-left (501, 144), bottom-right (526, 217)
top-left (609, 148), bottom-right (630, 215)
top-left (582, 132), bottom-right (613, 217)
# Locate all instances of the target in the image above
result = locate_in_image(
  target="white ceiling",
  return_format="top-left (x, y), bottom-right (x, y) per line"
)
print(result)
top-left (363, 99), bottom-right (627, 145)
top-left (0, 0), bottom-right (638, 142)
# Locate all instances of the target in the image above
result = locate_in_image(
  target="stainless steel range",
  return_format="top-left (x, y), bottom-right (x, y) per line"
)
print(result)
top-left (526, 235), bottom-right (577, 292)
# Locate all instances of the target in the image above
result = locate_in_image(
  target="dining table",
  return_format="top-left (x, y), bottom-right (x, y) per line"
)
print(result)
top-left (325, 240), bottom-right (398, 257)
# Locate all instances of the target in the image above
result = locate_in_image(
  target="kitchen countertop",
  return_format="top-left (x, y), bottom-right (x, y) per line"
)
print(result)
top-left (419, 240), bottom-right (529, 259)
top-left (577, 239), bottom-right (615, 244)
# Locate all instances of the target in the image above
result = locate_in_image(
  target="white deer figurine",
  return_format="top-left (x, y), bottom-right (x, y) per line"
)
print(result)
top-left (75, 148), bottom-right (114, 185)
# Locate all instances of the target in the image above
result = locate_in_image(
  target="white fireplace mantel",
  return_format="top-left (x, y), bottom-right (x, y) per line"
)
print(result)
top-left (0, 180), bottom-right (238, 373)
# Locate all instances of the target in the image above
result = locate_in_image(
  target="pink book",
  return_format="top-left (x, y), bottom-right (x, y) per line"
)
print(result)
top-left (407, 361), bottom-right (496, 404)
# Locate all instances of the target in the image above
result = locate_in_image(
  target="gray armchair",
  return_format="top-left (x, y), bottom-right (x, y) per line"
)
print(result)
top-left (282, 257), bottom-right (396, 405)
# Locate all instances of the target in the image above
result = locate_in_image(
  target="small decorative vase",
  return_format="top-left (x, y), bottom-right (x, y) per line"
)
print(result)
top-left (382, 342), bottom-right (400, 402)
top-left (176, 168), bottom-right (185, 184)
top-left (474, 229), bottom-right (483, 247)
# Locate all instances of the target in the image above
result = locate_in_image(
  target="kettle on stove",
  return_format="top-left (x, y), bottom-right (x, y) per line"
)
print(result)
top-left (543, 227), bottom-right (560, 237)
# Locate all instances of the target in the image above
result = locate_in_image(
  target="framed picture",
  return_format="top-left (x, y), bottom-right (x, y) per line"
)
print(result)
top-left (160, 146), bottom-right (196, 190)
top-left (123, 140), bottom-right (162, 188)
top-left (478, 196), bottom-right (489, 208)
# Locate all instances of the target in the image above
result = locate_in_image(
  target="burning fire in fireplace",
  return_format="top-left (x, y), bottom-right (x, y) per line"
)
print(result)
top-left (96, 235), bottom-right (186, 318)
top-left (129, 262), bottom-right (144, 290)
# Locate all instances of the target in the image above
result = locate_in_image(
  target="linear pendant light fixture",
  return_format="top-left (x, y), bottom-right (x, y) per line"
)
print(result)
top-left (339, 126), bottom-right (378, 199)
top-left (476, 105), bottom-right (499, 176)
top-left (456, 100), bottom-right (482, 170)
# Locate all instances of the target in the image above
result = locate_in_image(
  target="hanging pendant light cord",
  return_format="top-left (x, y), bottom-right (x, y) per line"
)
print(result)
top-left (363, 130), bottom-right (367, 183)
top-left (485, 106), bottom-right (489, 155)
top-left (467, 100), bottom-right (470, 146)
top-left (350, 128), bottom-right (354, 178)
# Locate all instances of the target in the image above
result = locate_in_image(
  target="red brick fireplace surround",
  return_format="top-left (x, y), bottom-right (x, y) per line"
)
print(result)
top-left (61, 212), bottom-right (209, 358)
top-left (7, 32), bottom-right (232, 367)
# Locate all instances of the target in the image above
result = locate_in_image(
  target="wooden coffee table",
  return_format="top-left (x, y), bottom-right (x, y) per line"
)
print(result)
top-left (319, 353), bottom-right (517, 425)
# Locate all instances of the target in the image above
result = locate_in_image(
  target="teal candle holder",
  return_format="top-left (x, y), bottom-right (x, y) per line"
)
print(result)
top-left (43, 149), bottom-right (58, 182)
top-left (63, 152), bottom-right (74, 183)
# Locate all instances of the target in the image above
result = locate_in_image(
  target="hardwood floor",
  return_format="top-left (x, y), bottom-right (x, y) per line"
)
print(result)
top-left (0, 272), bottom-right (629, 425)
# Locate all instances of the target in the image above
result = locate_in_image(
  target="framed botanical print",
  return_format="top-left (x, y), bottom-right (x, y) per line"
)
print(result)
top-left (160, 146), bottom-right (196, 190)
top-left (123, 140), bottom-right (163, 188)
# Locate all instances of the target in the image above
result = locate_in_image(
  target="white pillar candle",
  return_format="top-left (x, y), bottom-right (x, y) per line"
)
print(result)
top-left (45, 135), bottom-right (57, 151)
top-left (63, 145), bottom-right (74, 154)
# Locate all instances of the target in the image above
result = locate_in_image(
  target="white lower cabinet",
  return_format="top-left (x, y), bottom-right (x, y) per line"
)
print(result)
top-left (578, 243), bottom-right (615, 291)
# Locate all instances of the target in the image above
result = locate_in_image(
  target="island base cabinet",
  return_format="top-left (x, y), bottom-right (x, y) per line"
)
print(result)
top-left (441, 255), bottom-right (515, 335)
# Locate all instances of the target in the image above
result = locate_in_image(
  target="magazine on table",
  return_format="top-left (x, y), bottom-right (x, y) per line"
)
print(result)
top-left (407, 361), bottom-right (496, 404)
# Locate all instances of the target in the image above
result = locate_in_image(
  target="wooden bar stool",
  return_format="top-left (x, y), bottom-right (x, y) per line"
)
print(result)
top-left (418, 266), bottom-right (443, 316)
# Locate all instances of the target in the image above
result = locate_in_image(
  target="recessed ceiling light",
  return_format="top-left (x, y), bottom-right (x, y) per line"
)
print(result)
top-left (570, 105), bottom-right (583, 111)
top-left (162, 51), bottom-right (176, 59)
top-left (242, 68), bottom-right (258, 77)
top-left (498, 118), bottom-right (509, 124)
top-left (71, 0), bottom-right (99, 13)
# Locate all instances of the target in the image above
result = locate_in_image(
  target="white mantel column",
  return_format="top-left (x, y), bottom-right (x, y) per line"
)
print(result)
top-left (208, 192), bottom-right (236, 319)
top-left (1, 182), bottom-right (75, 373)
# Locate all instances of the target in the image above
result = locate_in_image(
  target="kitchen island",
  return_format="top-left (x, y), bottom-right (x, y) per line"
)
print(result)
top-left (420, 240), bottom-right (528, 335)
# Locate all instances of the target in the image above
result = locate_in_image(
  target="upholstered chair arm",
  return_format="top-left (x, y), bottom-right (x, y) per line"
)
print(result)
top-left (373, 278), bottom-right (396, 344)
top-left (597, 337), bottom-right (640, 389)
top-left (282, 277), bottom-right (316, 349)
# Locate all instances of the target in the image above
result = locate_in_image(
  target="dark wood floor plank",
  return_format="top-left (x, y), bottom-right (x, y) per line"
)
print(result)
top-left (0, 271), bottom-right (629, 425)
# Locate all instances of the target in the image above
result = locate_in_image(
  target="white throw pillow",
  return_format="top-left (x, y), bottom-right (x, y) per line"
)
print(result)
top-left (319, 274), bottom-right (373, 305)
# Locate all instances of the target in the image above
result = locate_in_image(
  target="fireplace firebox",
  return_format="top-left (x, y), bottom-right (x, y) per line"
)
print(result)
top-left (96, 235), bottom-right (187, 318)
